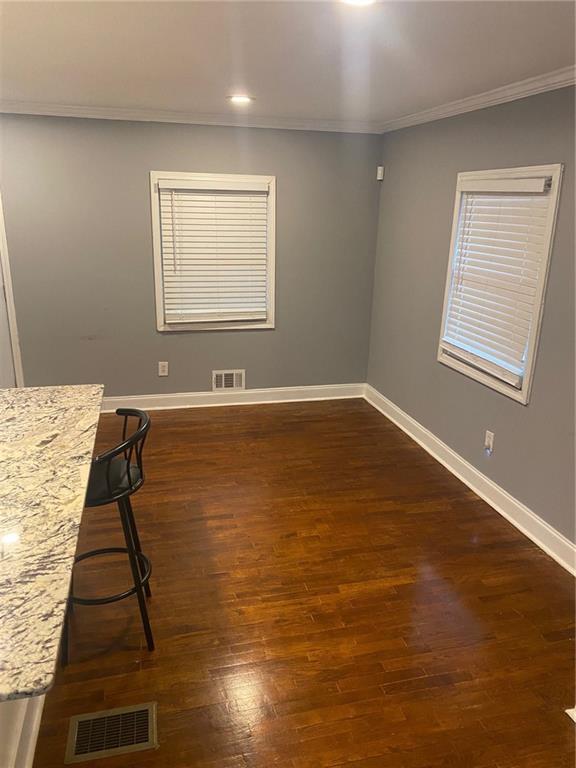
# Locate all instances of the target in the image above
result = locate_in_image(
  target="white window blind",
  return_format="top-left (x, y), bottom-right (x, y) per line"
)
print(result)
top-left (151, 172), bottom-right (275, 330)
top-left (438, 165), bottom-right (562, 403)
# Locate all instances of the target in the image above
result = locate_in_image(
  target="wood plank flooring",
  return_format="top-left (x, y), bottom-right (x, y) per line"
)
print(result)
top-left (33, 399), bottom-right (574, 767)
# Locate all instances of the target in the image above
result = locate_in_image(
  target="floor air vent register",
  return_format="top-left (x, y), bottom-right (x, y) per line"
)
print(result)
top-left (65, 702), bottom-right (158, 763)
top-left (212, 369), bottom-right (246, 390)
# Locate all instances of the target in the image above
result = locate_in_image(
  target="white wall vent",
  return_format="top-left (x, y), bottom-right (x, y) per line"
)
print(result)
top-left (212, 369), bottom-right (245, 391)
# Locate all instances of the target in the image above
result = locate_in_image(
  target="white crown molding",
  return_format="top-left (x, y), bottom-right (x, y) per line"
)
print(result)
top-left (364, 384), bottom-right (576, 576)
top-left (0, 101), bottom-right (381, 135)
top-left (101, 382), bottom-right (365, 413)
top-left (1, 66), bottom-right (573, 135)
top-left (378, 66), bottom-right (576, 133)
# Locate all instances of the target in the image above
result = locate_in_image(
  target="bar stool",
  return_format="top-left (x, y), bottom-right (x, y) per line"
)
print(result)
top-left (61, 409), bottom-right (154, 664)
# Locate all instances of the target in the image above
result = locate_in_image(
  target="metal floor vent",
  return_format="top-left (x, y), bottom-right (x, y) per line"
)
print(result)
top-left (65, 702), bottom-right (157, 763)
top-left (212, 369), bottom-right (245, 391)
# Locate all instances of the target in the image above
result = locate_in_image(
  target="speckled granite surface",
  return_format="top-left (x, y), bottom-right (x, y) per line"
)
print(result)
top-left (0, 385), bottom-right (103, 700)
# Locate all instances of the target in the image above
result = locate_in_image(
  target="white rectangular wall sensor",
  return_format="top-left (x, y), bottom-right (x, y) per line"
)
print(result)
top-left (376, 166), bottom-right (385, 181)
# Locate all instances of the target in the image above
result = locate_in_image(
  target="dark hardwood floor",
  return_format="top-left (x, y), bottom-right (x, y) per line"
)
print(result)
top-left (33, 399), bottom-right (574, 768)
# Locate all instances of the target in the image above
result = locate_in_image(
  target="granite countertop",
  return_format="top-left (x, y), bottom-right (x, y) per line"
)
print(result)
top-left (0, 384), bottom-right (104, 701)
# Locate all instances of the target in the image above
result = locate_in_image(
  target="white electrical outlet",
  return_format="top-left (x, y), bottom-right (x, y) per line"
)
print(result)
top-left (158, 361), bottom-right (169, 377)
top-left (376, 165), bottom-right (385, 181)
top-left (484, 430), bottom-right (494, 456)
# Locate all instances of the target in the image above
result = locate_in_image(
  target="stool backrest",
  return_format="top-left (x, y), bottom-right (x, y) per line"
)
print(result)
top-left (94, 409), bottom-right (151, 498)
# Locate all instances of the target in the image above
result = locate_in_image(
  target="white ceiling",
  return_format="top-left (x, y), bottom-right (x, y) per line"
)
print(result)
top-left (0, 1), bottom-right (574, 133)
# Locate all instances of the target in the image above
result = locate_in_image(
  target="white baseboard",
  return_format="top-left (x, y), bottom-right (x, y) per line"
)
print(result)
top-left (364, 384), bottom-right (576, 576)
top-left (101, 382), bottom-right (365, 413)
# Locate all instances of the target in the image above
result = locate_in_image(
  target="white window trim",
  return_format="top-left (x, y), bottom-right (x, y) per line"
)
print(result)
top-left (0, 189), bottom-right (24, 386)
top-left (437, 164), bottom-right (563, 405)
top-left (150, 170), bottom-right (276, 332)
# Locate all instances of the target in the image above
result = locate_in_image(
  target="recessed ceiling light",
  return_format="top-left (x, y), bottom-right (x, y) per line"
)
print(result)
top-left (229, 94), bottom-right (254, 105)
top-left (343, 0), bottom-right (375, 5)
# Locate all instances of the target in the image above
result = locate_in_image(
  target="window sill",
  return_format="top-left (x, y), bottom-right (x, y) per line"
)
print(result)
top-left (157, 320), bottom-right (275, 333)
top-left (437, 350), bottom-right (530, 405)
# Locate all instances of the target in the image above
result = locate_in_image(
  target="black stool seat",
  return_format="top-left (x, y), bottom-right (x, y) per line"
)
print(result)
top-left (86, 459), bottom-right (142, 506)
top-left (61, 409), bottom-right (154, 665)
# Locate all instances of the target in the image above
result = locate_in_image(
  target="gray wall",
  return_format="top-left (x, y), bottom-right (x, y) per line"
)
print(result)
top-left (1, 90), bottom-right (573, 540)
top-left (0, 116), bottom-right (381, 395)
top-left (368, 87), bottom-right (575, 540)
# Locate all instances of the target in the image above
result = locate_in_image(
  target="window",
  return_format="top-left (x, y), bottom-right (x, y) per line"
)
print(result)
top-left (438, 164), bottom-right (563, 404)
top-left (150, 171), bottom-right (275, 331)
